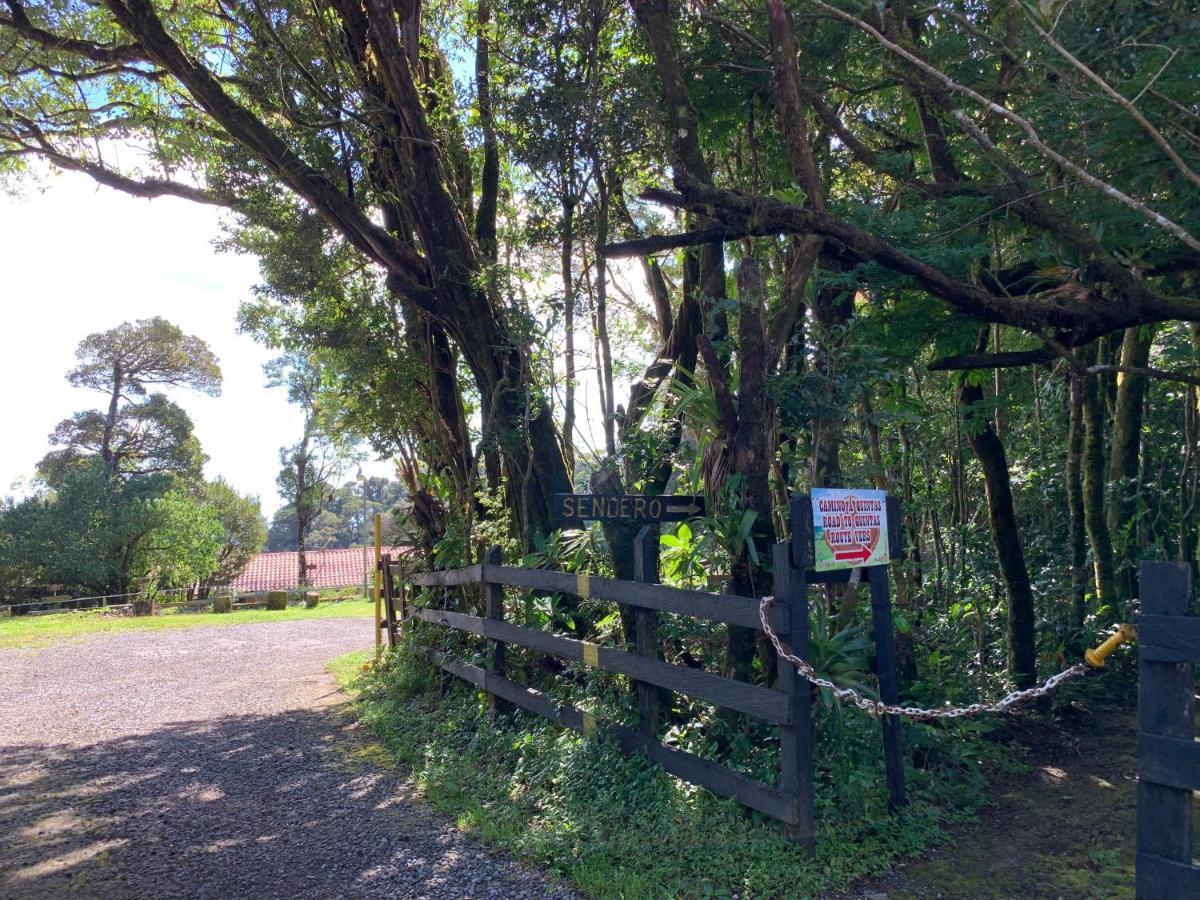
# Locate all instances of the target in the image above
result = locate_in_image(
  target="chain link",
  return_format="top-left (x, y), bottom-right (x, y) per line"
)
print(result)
top-left (759, 595), bottom-right (1089, 721)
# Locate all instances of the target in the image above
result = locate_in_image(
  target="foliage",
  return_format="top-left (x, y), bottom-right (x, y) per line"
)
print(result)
top-left (203, 478), bottom-right (268, 586)
top-left (38, 318), bottom-right (220, 484)
top-left (266, 477), bottom-right (406, 551)
top-left (131, 489), bottom-right (223, 592)
top-left (337, 648), bottom-right (992, 899)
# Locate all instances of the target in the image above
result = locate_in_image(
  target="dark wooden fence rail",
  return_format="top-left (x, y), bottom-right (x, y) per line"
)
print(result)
top-left (1136, 560), bottom-right (1198, 900)
top-left (383, 526), bottom-right (817, 851)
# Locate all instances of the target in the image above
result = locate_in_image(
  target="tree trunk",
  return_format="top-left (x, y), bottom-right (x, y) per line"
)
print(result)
top-left (594, 172), bottom-right (616, 457)
top-left (961, 369), bottom-right (1036, 688)
top-left (1107, 325), bottom-right (1155, 600)
top-left (561, 197), bottom-right (577, 475)
top-left (102, 364), bottom-right (123, 474)
top-left (296, 441), bottom-right (308, 587)
top-left (1066, 370), bottom-right (1087, 655)
top-left (725, 258), bottom-right (776, 683)
top-left (1082, 346), bottom-right (1118, 616)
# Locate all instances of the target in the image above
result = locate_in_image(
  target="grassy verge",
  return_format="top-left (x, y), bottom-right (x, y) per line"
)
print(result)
top-left (332, 645), bottom-right (996, 899)
top-left (0, 597), bottom-right (375, 649)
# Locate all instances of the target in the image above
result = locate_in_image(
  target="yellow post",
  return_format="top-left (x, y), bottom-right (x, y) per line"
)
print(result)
top-left (374, 512), bottom-right (383, 660)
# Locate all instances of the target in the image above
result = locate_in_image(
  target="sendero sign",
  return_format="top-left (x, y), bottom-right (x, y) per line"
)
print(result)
top-left (811, 488), bottom-right (889, 571)
top-left (554, 494), bottom-right (704, 523)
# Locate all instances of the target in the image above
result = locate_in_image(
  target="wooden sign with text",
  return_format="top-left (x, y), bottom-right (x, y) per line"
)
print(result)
top-left (554, 494), bottom-right (705, 523)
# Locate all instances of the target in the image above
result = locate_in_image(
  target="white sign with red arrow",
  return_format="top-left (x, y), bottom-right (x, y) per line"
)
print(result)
top-left (811, 488), bottom-right (890, 571)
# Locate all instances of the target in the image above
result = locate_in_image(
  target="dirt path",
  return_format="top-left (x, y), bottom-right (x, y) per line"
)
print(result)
top-left (0, 620), bottom-right (572, 899)
top-left (840, 702), bottom-right (1199, 899)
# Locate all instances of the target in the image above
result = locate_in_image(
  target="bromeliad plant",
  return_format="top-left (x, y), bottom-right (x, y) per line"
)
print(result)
top-left (807, 604), bottom-right (877, 711)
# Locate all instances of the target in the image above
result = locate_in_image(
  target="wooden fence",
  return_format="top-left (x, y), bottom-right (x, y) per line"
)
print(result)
top-left (1136, 560), bottom-right (1198, 899)
top-left (381, 516), bottom-right (908, 853)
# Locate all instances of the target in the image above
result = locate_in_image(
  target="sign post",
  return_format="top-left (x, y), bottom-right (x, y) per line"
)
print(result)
top-left (553, 494), bottom-right (705, 524)
top-left (790, 491), bottom-right (906, 810)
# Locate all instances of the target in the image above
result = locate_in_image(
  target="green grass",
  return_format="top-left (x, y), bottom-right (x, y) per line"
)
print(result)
top-left (0, 597), bottom-right (376, 649)
top-left (331, 644), bottom-right (989, 899)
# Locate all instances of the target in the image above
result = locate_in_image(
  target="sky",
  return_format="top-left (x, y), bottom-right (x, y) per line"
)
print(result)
top-left (0, 170), bottom-right (393, 516)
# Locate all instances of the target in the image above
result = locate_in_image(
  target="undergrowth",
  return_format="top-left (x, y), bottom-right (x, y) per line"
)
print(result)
top-left (334, 639), bottom-right (1010, 899)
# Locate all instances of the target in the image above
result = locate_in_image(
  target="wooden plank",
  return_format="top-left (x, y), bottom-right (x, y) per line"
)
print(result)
top-left (415, 606), bottom-right (791, 723)
top-left (483, 545), bottom-right (509, 714)
top-left (1138, 733), bottom-right (1200, 792)
top-left (1138, 614), bottom-right (1200, 663)
top-left (868, 564), bottom-right (907, 810)
top-left (1136, 853), bottom-right (1200, 900)
top-left (410, 606), bottom-right (485, 636)
top-left (411, 565), bottom-right (483, 588)
top-left (773, 541), bottom-right (814, 855)
top-left (633, 526), bottom-right (663, 737)
top-left (790, 495), bottom-right (815, 569)
top-left (481, 564), bottom-right (785, 632)
top-left (428, 654), bottom-right (797, 824)
top-left (1136, 560), bottom-right (1194, 884)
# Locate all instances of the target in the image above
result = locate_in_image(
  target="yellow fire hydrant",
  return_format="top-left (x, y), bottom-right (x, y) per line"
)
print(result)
top-left (1084, 623), bottom-right (1137, 668)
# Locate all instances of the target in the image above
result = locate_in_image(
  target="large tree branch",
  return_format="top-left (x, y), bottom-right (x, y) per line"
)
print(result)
top-left (1020, 7), bottom-right (1200, 191)
top-left (808, 0), bottom-right (1200, 253)
top-left (929, 348), bottom-right (1057, 371)
top-left (1, 0), bottom-right (148, 64)
top-left (607, 181), bottom-right (1200, 333)
top-left (2, 110), bottom-right (221, 204)
top-left (95, 0), bottom-right (431, 295)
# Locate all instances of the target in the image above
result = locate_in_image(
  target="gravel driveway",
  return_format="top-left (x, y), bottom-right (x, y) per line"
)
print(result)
top-left (0, 619), bottom-right (571, 899)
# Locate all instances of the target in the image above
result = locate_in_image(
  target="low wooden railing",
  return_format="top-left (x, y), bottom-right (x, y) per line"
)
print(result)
top-left (381, 528), bottom-right (819, 850)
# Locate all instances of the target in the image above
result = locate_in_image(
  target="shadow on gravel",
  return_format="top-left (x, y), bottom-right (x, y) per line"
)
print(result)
top-left (0, 705), bottom-right (551, 899)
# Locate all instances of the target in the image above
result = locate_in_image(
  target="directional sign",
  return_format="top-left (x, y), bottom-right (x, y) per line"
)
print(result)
top-left (811, 488), bottom-right (890, 571)
top-left (554, 494), bottom-right (705, 523)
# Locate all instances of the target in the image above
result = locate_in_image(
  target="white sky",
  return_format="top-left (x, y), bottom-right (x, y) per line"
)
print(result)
top-left (0, 170), bottom-right (393, 516)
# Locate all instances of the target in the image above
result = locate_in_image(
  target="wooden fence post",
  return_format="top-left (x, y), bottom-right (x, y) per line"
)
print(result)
top-left (484, 545), bottom-right (510, 714)
top-left (1136, 560), bottom-right (1195, 899)
top-left (867, 564), bottom-right (907, 810)
top-left (633, 526), bottom-right (662, 737)
top-left (773, 540), bottom-right (815, 855)
top-left (381, 554), bottom-right (399, 648)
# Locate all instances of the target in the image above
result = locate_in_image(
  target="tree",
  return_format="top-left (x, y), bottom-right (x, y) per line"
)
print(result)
top-left (28, 459), bottom-right (163, 597)
top-left (132, 488), bottom-right (224, 593)
top-left (39, 318), bottom-right (220, 483)
top-left (6, 0), bottom-right (1200, 704)
top-left (202, 479), bottom-right (267, 590)
top-left (41, 395), bottom-right (207, 484)
top-left (266, 477), bottom-right (406, 551)
top-left (268, 353), bottom-right (346, 584)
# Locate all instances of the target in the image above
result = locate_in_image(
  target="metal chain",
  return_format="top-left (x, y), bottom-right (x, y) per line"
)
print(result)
top-left (759, 595), bottom-right (1089, 721)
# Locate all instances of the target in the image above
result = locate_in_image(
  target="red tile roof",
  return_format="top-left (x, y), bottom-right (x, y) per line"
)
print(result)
top-left (232, 546), bottom-right (408, 593)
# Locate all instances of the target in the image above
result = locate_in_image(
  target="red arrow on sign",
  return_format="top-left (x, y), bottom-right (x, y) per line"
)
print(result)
top-left (834, 546), bottom-right (873, 563)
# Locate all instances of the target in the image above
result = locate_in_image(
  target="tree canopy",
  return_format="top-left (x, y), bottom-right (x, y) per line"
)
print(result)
top-left (3, 0), bottom-right (1198, 691)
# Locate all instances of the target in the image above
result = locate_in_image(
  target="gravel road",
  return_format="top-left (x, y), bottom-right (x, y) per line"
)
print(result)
top-left (0, 619), bottom-right (572, 899)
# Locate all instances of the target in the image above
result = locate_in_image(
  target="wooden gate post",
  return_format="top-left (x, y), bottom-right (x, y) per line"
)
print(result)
top-left (868, 564), bottom-right (907, 810)
top-left (633, 526), bottom-right (663, 736)
top-left (1135, 560), bottom-right (1196, 899)
top-left (773, 540), bottom-right (815, 855)
top-left (381, 554), bottom-right (399, 648)
top-left (483, 545), bottom-right (511, 714)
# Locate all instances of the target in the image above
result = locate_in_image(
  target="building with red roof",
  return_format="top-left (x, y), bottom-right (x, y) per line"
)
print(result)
top-left (232, 546), bottom-right (407, 593)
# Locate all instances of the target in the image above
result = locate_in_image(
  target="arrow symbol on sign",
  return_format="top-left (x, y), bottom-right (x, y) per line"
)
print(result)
top-left (665, 503), bottom-right (701, 515)
top-left (834, 546), bottom-right (873, 563)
